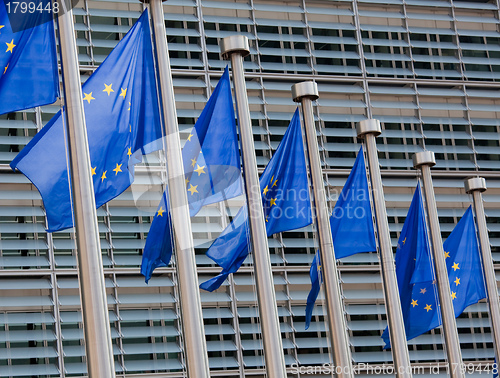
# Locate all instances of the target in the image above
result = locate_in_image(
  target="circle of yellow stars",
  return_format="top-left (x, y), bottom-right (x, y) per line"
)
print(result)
top-left (88, 83), bottom-right (131, 183)
top-left (184, 131), bottom-right (209, 197)
top-left (263, 175), bottom-right (279, 222)
top-left (410, 257), bottom-right (461, 316)
top-left (157, 207), bottom-right (165, 217)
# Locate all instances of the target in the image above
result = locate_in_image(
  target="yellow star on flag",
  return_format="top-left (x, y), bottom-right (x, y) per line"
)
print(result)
top-left (451, 291), bottom-right (457, 300)
top-left (191, 158), bottom-right (196, 167)
top-left (157, 207), bottom-right (165, 217)
top-left (444, 251), bottom-right (450, 259)
top-left (127, 148), bottom-right (132, 157)
top-left (420, 288), bottom-right (427, 294)
top-left (185, 178), bottom-right (189, 185)
top-left (103, 83), bottom-right (114, 96)
top-left (113, 163), bottom-right (122, 175)
top-left (5, 39), bottom-right (15, 53)
top-left (188, 184), bottom-right (198, 195)
top-left (269, 198), bottom-right (277, 207)
top-left (120, 88), bottom-right (127, 99)
top-left (454, 277), bottom-right (460, 286)
top-left (194, 164), bottom-right (206, 176)
top-left (402, 237), bottom-right (406, 245)
top-left (101, 171), bottom-right (107, 182)
top-left (424, 304), bottom-right (432, 312)
top-left (187, 133), bottom-right (193, 142)
top-left (411, 299), bottom-right (418, 308)
top-left (272, 178), bottom-right (278, 187)
top-left (91, 166), bottom-right (96, 176)
top-left (452, 262), bottom-right (460, 271)
top-left (3, 63), bottom-right (8, 74)
top-left (0, 25), bottom-right (4, 32)
top-left (263, 186), bottom-right (269, 195)
top-left (83, 92), bottom-right (95, 104)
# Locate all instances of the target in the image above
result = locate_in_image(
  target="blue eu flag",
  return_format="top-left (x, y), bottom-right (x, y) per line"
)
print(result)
top-left (141, 66), bottom-right (242, 283)
top-left (10, 10), bottom-right (162, 232)
top-left (381, 187), bottom-right (486, 348)
top-left (381, 184), bottom-right (434, 348)
top-left (0, 1), bottom-right (58, 115)
top-left (305, 147), bottom-right (376, 328)
top-left (140, 191), bottom-right (174, 282)
top-left (200, 108), bottom-right (312, 292)
top-left (331, 146), bottom-right (376, 258)
top-left (443, 206), bottom-right (486, 319)
top-left (305, 251), bottom-right (322, 329)
top-left (181, 66), bottom-right (241, 215)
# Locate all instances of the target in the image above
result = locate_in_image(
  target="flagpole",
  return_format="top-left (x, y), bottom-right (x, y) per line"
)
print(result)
top-left (147, 1), bottom-right (210, 376)
top-left (56, 6), bottom-right (116, 378)
top-left (413, 151), bottom-right (464, 378)
top-left (292, 81), bottom-right (353, 377)
top-left (465, 177), bottom-right (500, 364)
top-left (357, 119), bottom-right (412, 378)
top-left (220, 35), bottom-right (287, 378)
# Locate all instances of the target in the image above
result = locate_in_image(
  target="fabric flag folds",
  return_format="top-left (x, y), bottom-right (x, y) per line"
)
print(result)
top-left (443, 206), bottom-right (487, 315)
top-left (330, 146), bottom-right (376, 259)
top-left (200, 108), bottom-right (312, 292)
top-left (382, 186), bottom-right (486, 348)
top-left (0, 0), bottom-right (58, 115)
top-left (381, 184), bottom-right (434, 348)
top-left (305, 251), bottom-right (322, 329)
top-left (11, 10), bottom-right (162, 232)
top-left (305, 147), bottom-right (376, 329)
top-left (140, 66), bottom-right (241, 283)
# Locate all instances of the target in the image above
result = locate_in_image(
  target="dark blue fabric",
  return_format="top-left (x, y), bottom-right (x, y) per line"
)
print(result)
top-left (200, 108), bottom-right (312, 292)
top-left (305, 251), bottom-right (321, 330)
top-left (330, 146), bottom-right (376, 258)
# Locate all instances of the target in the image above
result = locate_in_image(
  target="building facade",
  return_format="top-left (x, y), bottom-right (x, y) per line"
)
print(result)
top-left (0, 0), bottom-right (499, 376)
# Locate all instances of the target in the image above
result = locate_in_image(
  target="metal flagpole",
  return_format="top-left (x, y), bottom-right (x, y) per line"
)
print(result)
top-left (147, 1), bottom-right (210, 376)
top-left (220, 35), bottom-right (287, 378)
top-left (465, 177), bottom-right (500, 364)
top-left (357, 119), bottom-right (412, 378)
top-left (413, 151), bottom-right (464, 378)
top-left (292, 81), bottom-right (353, 378)
top-left (56, 6), bottom-right (116, 378)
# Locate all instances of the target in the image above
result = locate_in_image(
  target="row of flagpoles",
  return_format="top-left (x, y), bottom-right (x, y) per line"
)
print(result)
top-left (2, 0), bottom-right (500, 376)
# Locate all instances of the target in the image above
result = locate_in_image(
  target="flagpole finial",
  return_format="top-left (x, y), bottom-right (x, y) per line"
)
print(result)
top-left (413, 150), bottom-right (436, 168)
top-left (465, 177), bottom-right (487, 193)
top-left (356, 119), bottom-right (381, 138)
top-left (220, 35), bottom-right (250, 60)
top-left (291, 81), bottom-right (318, 102)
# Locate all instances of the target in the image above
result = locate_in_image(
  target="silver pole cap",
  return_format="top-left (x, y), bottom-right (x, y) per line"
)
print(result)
top-left (291, 81), bottom-right (319, 102)
top-left (413, 151), bottom-right (436, 168)
top-left (356, 119), bottom-right (381, 138)
top-left (465, 177), bottom-right (487, 193)
top-left (220, 35), bottom-right (250, 60)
